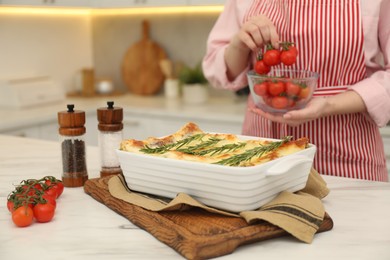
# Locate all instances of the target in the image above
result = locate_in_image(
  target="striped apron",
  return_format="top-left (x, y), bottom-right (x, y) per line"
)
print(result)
top-left (242, 0), bottom-right (388, 181)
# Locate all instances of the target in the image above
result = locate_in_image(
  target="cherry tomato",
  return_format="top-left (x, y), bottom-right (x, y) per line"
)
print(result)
top-left (7, 200), bottom-right (15, 213)
top-left (42, 194), bottom-right (57, 209)
top-left (268, 81), bottom-right (286, 96)
top-left (15, 194), bottom-right (35, 210)
top-left (45, 179), bottom-right (64, 198)
top-left (271, 96), bottom-right (289, 109)
top-left (33, 183), bottom-right (43, 191)
top-left (299, 86), bottom-right (311, 99)
top-left (288, 45), bottom-right (298, 56)
top-left (286, 82), bottom-right (301, 96)
top-left (33, 203), bottom-right (55, 223)
top-left (44, 188), bottom-right (57, 200)
top-left (21, 185), bottom-right (36, 197)
top-left (12, 206), bottom-right (34, 227)
top-left (263, 49), bottom-right (281, 66)
top-left (55, 181), bottom-right (64, 198)
top-left (262, 95), bottom-right (273, 106)
top-left (287, 98), bottom-right (296, 107)
top-left (281, 50), bottom-right (297, 66)
top-left (254, 60), bottom-right (271, 75)
top-left (253, 82), bottom-right (269, 96)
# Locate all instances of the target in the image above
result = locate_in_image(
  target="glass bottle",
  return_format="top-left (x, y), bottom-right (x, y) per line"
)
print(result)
top-left (58, 104), bottom-right (88, 187)
top-left (97, 101), bottom-right (123, 177)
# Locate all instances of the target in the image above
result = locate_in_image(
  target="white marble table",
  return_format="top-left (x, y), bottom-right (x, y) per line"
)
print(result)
top-left (1, 135), bottom-right (390, 260)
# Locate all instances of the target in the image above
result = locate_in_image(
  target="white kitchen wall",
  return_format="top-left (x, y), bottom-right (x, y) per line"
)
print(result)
top-left (0, 12), bottom-right (93, 93)
top-left (91, 13), bottom-right (219, 93)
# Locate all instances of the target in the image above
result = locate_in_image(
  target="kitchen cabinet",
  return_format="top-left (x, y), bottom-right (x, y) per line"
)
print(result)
top-left (1, 114), bottom-right (98, 146)
top-left (2, 122), bottom-right (58, 141)
top-left (1, 0), bottom-right (90, 7)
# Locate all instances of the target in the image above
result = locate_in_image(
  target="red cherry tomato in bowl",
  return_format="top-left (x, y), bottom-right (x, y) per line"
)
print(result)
top-left (286, 81), bottom-right (301, 96)
top-left (268, 81), bottom-right (286, 96)
top-left (253, 81), bottom-right (269, 96)
top-left (271, 96), bottom-right (289, 109)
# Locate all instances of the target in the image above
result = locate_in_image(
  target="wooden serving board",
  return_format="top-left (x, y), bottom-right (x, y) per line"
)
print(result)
top-left (84, 177), bottom-right (333, 260)
top-left (121, 20), bottom-right (167, 95)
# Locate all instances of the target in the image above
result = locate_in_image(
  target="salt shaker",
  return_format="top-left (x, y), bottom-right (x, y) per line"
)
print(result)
top-left (58, 104), bottom-right (88, 187)
top-left (97, 101), bottom-right (123, 177)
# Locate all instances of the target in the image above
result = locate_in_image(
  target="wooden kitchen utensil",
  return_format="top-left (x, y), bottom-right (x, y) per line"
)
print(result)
top-left (159, 59), bottom-right (174, 79)
top-left (84, 177), bottom-right (334, 260)
top-left (121, 20), bottom-right (167, 95)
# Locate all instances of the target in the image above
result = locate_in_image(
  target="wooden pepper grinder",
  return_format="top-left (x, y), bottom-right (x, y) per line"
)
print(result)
top-left (58, 104), bottom-right (88, 187)
top-left (97, 101), bottom-right (123, 177)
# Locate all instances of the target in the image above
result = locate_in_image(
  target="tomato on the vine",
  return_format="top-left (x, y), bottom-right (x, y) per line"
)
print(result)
top-left (12, 206), bottom-right (34, 227)
top-left (253, 82), bottom-right (269, 96)
top-left (288, 45), bottom-right (298, 56)
top-left (254, 60), bottom-right (271, 75)
top-left (44, 188), bottom-right (57, 200)
top-left (42, 194), bottom-right (57, 209)
top-left (268, 81), bottom-right (285, 96)
top-left (7, 200), bottom-right (15, 213)
top-left (33, 203), bottom-right (55, 223)
top-left (55, 182), bottom-right (64, 198)
top-left (263, 49), bottom-right (281, 66)
top-left (280, 50), bottom-right (297, 66)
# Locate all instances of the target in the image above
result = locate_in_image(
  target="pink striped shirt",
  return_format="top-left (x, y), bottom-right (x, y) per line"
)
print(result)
top-left (202, 0), bottom-right (389, 181)
top-left (202, 0), bottom-right (390, 127)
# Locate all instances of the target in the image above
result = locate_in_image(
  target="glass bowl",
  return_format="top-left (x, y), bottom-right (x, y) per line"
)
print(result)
top-left (247, 69), bottom-right (319, 114)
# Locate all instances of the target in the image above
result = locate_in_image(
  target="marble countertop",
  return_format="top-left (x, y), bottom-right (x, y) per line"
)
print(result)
top-left (0, 94), bottom-right (247, 133)
top-left (1, 135), bottom-right (390, 260)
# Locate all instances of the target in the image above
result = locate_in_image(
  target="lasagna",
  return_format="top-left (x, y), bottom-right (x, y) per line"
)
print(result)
top-left (119, 122), bottom-right (309, 167)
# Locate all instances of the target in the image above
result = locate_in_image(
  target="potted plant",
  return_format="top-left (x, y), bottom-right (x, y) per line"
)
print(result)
top-left (178, 63), bottom-right (209, 104)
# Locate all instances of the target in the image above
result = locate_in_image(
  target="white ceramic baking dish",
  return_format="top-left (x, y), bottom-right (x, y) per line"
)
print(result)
top-left (116, 135), bottom-right (316, 213)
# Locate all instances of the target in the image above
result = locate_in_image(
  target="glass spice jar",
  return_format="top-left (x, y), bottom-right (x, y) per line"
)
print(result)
top-left (97, 101), bottom-right (123, 177)
top-left (58, 104), bottom-right (88, 187)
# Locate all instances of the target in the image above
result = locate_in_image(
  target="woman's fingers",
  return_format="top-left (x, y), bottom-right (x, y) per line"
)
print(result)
top-left (238, 15), bottom-right (279, 52)
top-left (250, 98), bottom-right (327, 127)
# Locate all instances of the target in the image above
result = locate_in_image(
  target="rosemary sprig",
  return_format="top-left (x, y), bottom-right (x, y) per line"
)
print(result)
top-left (194, 142), bottom-right (247, 156)
top-left (214, 136), bottom-right (292, 166)
top-left (139, 133), bottom-right (205, 154)
top-left (176, 137), bottom-right (222, 154)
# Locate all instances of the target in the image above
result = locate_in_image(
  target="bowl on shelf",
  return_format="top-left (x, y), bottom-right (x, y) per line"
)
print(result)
top-left (247, 69), bottom-right (319, 114)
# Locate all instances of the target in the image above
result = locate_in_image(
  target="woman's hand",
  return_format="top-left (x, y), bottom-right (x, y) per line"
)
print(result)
top-left (225, 15), bottom-right (279, 80)
top-left (231, 15), bottom-right (279, 52)
top-left (250, 97), bottom-right (329, 127)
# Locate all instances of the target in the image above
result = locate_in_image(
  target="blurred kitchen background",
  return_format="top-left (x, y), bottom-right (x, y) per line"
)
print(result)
top-left (0, 1), bottom-right (389, 179)
top-left (0, 1), bottom-right (225, 94)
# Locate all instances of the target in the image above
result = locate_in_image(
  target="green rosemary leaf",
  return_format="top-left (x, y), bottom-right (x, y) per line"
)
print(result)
top-left (195, 142), bottom-right (247, 156)
top-left (176, 137), bottom-right (222, 154)
top-left (139, 133), bottom-right (205, 154)
top-left (214, 136), bottom-right (292, 166)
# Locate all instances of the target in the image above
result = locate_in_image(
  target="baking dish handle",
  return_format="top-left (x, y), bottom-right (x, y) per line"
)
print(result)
top-left (265, 155), bottom-right (313, 177)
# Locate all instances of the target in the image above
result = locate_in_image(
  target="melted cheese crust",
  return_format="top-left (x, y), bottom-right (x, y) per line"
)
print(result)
top-left (120, 122), bottom-right (309, 167)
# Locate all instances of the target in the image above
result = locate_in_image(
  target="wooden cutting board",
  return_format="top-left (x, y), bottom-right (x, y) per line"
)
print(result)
top-left (121, 20), bottom-right (167, 95)
top-left (84, 177), bottom-right (334, 260)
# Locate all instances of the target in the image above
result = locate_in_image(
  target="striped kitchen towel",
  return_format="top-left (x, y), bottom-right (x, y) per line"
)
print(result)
top-left (108, 168), bottom-right (329, 243)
